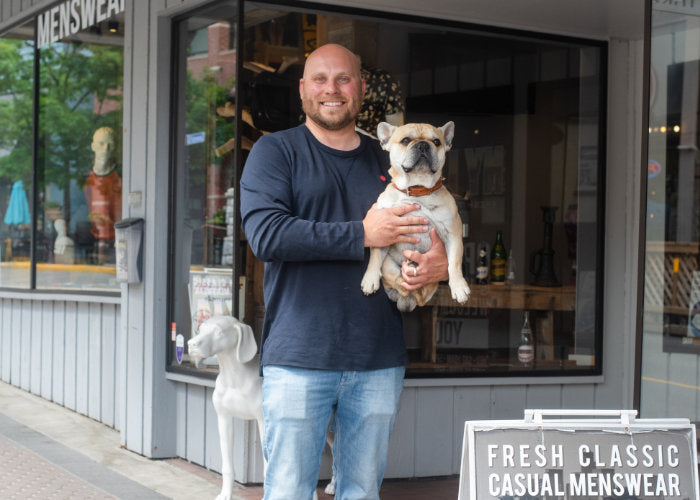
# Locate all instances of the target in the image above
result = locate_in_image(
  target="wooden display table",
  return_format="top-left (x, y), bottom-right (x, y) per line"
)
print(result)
top-left (416, 284), bottom-right (576, 363)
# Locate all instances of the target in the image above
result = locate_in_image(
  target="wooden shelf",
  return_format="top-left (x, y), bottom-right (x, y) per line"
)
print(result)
top-left (415, 284), bottom-right (577, 365)
top-left (428, 283), bottom-right (576, 311)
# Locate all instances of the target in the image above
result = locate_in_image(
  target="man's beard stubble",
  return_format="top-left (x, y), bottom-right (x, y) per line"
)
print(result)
top-left (301, 96), bottom-right (361, 131)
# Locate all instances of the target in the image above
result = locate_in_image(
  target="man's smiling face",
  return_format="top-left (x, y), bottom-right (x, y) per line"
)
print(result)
top-left (300, 44), bottom-right (365, 132)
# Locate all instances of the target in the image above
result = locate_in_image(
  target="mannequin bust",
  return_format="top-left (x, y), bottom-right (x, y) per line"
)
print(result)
top-left (84, 126), bottom-right (122, 264)
top-left (53, 218), bottom-right (75, 264)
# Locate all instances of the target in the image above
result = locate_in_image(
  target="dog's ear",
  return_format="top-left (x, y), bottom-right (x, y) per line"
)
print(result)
top-left (376, 122), bottom-right (395, 150)
top-left (235, 320), bottom-right (258, 363)
top-left (441, 121), bottom-right (455, 151)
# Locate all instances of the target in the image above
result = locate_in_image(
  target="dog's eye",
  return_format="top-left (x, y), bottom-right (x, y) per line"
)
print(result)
top-left (433, 139), bottom-right (442, 146)
top-left (400, 137), bottom-right (411, 146)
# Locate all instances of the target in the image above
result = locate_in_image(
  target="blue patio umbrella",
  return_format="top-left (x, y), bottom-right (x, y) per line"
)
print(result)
top-left (4, 180), bottom-right (31, 226)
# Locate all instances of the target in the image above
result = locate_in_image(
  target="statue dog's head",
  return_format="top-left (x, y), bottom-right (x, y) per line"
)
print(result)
top-left (187, 315), bottom-right (258, 368)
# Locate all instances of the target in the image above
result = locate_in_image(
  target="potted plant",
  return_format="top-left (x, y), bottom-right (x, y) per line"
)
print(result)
top-left (43, 201), bottom-right (62, 221)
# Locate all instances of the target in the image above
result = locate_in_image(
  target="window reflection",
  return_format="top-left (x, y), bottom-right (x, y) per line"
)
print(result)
top-left (170, 2), bottom-right (240, 372)
top-left (0, 27), bottom-right (35, 288)
top-left (36, 22), bottom-right (124, 290)
top-left (641, 9), bottom-right (700, 418)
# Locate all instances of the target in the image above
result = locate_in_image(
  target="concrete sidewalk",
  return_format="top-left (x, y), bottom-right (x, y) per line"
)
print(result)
top-left (0, 380), bottom-right (226, 499)
top-left (0, 380), bottom-right (459, 499)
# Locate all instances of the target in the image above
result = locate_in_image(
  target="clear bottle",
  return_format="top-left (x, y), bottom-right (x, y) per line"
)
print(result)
top-left (517, 311), bottom-right (534, 367)
top-left (490, 231), bottom-right (506, 284)
top-left (505, 248), bottom-right (516, 285)
top-left (475, 246), bottom-right (489, 285)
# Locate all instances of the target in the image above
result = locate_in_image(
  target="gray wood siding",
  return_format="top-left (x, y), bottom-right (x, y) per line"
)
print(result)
top-left (0, 295), bottom-right (121, 430)
top-left (0, 0), bottom-right (51, 27)
top-left (172, 380), bottom-right (265, 483)
top-left (171, 378), bottom-right (626, 481)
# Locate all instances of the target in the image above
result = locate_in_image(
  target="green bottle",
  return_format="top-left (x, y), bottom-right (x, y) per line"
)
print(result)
top-left (490, 231), bottom-right (507, 284)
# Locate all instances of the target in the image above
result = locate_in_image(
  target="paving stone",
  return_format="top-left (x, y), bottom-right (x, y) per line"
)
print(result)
top-left (0, 435), bottom-right (114, 499)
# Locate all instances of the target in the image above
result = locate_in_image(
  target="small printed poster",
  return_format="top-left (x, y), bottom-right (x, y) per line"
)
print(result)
top-left (190, 270), bottom-right (234, 336)
top-left (189, 270), bottom-right (234, 367)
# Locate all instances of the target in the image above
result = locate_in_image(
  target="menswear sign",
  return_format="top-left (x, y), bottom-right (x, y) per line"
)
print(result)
top-left (37, 0), bottom-right (125, 49)
top-left (459, 410), bottom-right (699, 499)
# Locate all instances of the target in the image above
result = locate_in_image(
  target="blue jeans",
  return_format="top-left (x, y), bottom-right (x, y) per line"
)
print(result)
top-left (262, 365), bottom-right (405, 500)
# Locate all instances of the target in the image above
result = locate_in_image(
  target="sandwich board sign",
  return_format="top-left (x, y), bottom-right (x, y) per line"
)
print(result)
top-left (458, 409), bottom-right (699, 499)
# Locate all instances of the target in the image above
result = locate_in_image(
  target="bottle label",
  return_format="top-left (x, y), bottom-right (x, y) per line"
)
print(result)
top-left (491, 258), bottom-right (506, 280)
top-left (476, 265), bottom-right (488, 280)
top-left (518, 345), bottom-right (534, 363)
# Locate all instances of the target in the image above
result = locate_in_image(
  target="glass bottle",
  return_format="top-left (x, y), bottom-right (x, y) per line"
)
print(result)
top-left (490, 231), bottom-right (507, 284)
top-left (517, 311), bottom-right (534, 367)
top-left (505, 248), bottom-right (516, 285)
top-left (475, 246), bottom-right (489, 285)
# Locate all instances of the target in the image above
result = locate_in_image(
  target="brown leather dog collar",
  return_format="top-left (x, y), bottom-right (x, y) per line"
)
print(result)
top-left (392, 178), bottom-right (443, 197)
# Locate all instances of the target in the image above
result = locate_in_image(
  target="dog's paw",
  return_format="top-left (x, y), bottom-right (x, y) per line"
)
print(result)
top-left (449, 277), bottom-right (471, 304)
top-left (361, 273), bottom-right (381, 295)
top-left (324, 477), bottom-right (336, 495)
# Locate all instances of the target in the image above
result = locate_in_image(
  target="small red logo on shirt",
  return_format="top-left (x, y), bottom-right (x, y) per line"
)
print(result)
top-left (380, 175), bottom-right (386, 182)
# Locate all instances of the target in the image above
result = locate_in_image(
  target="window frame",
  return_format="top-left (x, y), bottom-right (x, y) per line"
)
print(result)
top-left (0, 5), bottom-right (126, 297)
top-left (165, 0), bottom-right (608, 380)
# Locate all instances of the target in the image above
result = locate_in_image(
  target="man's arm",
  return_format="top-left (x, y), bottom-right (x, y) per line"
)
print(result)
top-left (241, 135), bottom-right (431, 264)
top-left (241, 139), bottom-right (363, 263)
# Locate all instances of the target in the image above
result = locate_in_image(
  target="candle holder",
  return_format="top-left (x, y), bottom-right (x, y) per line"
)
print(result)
top-left (530, 206), bottom-right (561, 287)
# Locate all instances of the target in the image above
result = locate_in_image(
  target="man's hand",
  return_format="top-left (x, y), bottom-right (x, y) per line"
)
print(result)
top-left (363, 203), bottom-right (428, 248)
top-left (400, 228), bottom-right (449, 290)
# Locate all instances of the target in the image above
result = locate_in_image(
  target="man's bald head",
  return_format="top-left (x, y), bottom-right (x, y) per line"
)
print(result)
top-left (299, 43), bottom-right (365, 133)
top-left (303, 43), bottom-right (361, 80)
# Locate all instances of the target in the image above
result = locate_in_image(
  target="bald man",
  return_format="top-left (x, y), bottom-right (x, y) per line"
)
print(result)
top-left (241, 44), bottom-right (447, 500)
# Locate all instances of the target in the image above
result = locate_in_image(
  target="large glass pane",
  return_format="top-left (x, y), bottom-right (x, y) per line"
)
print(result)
top-left (0, 23), bottom-right (35, 288)
top-left (397, 30), bottom-right (604, 376)
top-left (169, 1), bottom-right (606, 377)
top-left (36, 12), bottom-right (124, 290)
top-left (640, 7), bottom-right (700, 418)
top-left (170, 1), bottom-right (240, 371)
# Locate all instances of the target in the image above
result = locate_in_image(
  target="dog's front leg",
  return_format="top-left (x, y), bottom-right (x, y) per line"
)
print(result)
top-left (216, 413), bottom-right (235, 500)
top-left (441, 232), bottom-right (471, 304)
top-left (361, 247), bottom-right (388, 295)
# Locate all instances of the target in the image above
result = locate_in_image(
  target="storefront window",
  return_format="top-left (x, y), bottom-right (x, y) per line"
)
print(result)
top-left (0, 23), bottom-right (35, 288)
top-left (170, 1), bottom-right (240, 372)
top-left (169, 2), bottom-right (606, 377)
top-left (0, 6), bottom-right (124, 292)
top-left (35, 15), bottom-right (124, 290)
top-left (640, 4), bottom-right (700, 418)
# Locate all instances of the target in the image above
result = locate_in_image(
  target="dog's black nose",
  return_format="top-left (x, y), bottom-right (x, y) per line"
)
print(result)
top-left (417, 141), bottom-right (431, 153)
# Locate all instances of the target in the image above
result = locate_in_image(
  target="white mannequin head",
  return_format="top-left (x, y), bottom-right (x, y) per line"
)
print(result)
top-left (54, 218), bottom-right (66, 236)
top-left (92, 126), bottom-right (116, 175)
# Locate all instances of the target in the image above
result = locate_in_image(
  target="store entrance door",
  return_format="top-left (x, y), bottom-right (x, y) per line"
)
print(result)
top-left (640, 5), bottom-right (700, 419)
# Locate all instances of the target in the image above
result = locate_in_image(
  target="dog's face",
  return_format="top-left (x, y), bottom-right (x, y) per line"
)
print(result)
top-left (187, 320), bottom-right (232, 367)
top-left (187, 316), bottom-right (258, 368)
top-left (377, 121), bottom-right (454, 190)
top-left (187, 322), bottom-right (216, 367)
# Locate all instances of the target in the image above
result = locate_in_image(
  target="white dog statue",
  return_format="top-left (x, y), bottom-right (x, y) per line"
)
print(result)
top-left (187, 315), bottom-right (264, 500)
top-left (188, 315), bottom-right (335, 499)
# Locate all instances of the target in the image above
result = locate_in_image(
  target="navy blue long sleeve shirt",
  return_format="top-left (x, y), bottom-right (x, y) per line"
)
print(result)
top-left (240, 125), bottom-right (407, 372)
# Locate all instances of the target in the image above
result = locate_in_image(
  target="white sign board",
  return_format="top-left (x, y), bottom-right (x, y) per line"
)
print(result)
top-left (459, 409), bottom-right (699, 499)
